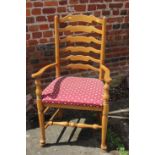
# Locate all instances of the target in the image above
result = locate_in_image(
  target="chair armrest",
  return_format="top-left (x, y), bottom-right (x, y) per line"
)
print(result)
top-left (31, 63), bottom-right (56, 78)
top-left (101, 65), bottom-right (112, 83)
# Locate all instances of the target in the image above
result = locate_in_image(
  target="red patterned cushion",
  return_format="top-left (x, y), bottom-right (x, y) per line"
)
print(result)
top-left (42, 76), bottom-right (104, 107)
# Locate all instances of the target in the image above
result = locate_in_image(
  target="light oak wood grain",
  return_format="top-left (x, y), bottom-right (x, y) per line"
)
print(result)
top-left (43, 103), bottom-right (102, 112)
top-left (54, 16), bottom-right (60, 78)
top-left (35, 79), bottom-right (45, 146)
top-left (32, 14), bottom-right (112, 150)
top-left (31, 63), bottom-right (56, 78)
top-left (60, 46), bottom-right (100, 54)
top-left (99, 17), bottom-right (106, 80)
top-left (59, 25), bottom-right (102, 34)
top-left (101, 65), bottom-right (112, 83)
top-left (59, 14), bottom-right (104, 24)
top-left (61, 55), bottom-right (100, 63)
top-left (46, 121), bottom-right (102, 129)
top-left (60, 35), bottom-right (102, 44)
top-left (65, 63), bottom-right (99, 72)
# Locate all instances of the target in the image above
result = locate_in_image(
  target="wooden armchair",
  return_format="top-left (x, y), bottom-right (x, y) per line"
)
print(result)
top-left (32, 14), bottom-right (112, 150)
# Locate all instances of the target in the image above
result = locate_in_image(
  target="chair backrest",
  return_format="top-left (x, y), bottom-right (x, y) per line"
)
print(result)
top-left (54, 14), bottom-right (106, 80)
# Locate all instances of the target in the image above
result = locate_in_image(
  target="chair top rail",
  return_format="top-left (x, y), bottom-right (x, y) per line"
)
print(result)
top-left (59, 14), bottom-right (104, 24)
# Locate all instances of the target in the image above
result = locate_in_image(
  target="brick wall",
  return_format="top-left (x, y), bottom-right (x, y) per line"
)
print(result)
top-left (26, 0), bottom-right (129, 95)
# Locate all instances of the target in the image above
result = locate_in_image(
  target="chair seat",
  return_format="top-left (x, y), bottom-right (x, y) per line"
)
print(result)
top-left (42, 76), bottom-right (104, 107)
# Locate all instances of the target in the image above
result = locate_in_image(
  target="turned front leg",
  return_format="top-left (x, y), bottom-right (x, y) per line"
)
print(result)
top-left (101, 82), bottom-right (110, 150)
top-left (35, 79), bottom-right (46, 146)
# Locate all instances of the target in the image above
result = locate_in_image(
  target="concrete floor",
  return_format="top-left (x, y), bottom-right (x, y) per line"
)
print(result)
top-left (26, 98), bottom-right (129, 155)
top-left (26, 117), bottom-right (120, 155)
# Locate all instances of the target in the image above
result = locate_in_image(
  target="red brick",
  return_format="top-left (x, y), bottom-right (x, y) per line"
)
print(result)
top-left (43, 31), bottom-right (53, 37)
top-left (32, 32), bottom-right (42, 39)
top-left (74, 5), bottom-right (86, 11)
top-left (57, 7), bottom-right (66, 13)
top-left (90, 0), bottom-right (103, 2)
top-left (59, 22), bottom-right (67, 28)
top-left (26, 2), bottom-right (32, 8)
top-left (94, 11), bottom-right (101, 17)
top-left (110, 30), bottom-right (128, 35)
top-left (26, 34), bottom-right (30, 40)
top-left (121, 10), bottom-right (128, 15)
top-left (61, 14), bottom-right (68, 18)
top-left (32, 8), bottom-right (41, 15)
top-left (123, 35), bottom-right (128, 40)
top-left (106, 25), bottom-right (112, 31)
top-left (40, 38), bottom-right (48, 43)
top-left (44, 1), bottom-right (58, 6)
top-left (49, 38), bottom-right (54, 43)
top-left (27, 46), bottom-right (35, 53)
top-left (43, 8), bottom-right (56, 14)
top-left (47, 15), bottom-right (55, 22)
top-left (107, 17), bottom-right (124, 23)
top-left (115, 35), bottom-right (122, 40)
top-left (125, 2), bottom-right (129, 8)
top-left (96, 25), bottom-right (102, 30)
top-left (97, 4), bottom-right (106, 9)
top-left (102, 10), bottom-right (110, 16)
top-left (36, 16), bottom-right (47, 22)
top-left (64, 31), bottom-right (72, 36)
top-left (29, 25), bottom-right (39, 32)
top-left (113, 0), bottom-right (128, 1)
top-left (106, 50), bottom-right (128, 58)
top-left (124, 16), bottom-right (129, 23)
top-left (80, 0), bottom-right (88, 3)
top-left (113, 10), bottom-right (119, 15)
top-left (33, 2), bottom-right (43, 7)
top-left (59, 1), bottom-right (67, 5)
top-left (26, 26), bottom-right (28, 32)
top-left (26, 9), bottom-right (31, 16)
top-left (49, 23), bottom-right (54, 29)
top-left (28, 40), bottom-right (38, 46)
top-left (69, 0), bottom-right (79, 4)
top-left (40, 24), bottom-right (49, 30)
top-left (109, 3), bottom-right (123, 8)
top-left (26, 17), bottom-right (34, 24)
top-left (88, 5), bottom-right (96, 11)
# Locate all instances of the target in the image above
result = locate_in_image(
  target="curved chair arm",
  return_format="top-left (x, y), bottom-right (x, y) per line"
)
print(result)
top-left (31, 63), bottom-right (56, 78)
top-left (101, 65), bottom-right (112, 83)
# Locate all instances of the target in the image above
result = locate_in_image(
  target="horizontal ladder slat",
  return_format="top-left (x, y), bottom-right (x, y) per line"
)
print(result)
top-left (59, 25), bottom-right (102, 34)
top-left (60, 46), bottom-right (100, 54)
top-left (59, 15), bottom-right (104, 24)
top-left (65, 63), bottom-right (99, 72)
top-left (61, 55), bottom-right (100, 63)
top-left (46, 121), bottom-right (102, 129)
top-left (60, 35), bottom-right (102, 44)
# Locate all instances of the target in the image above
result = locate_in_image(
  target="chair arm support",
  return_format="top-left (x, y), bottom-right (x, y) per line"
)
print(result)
top-left (101, 65), bottom-right (112, 83)
top-left (31, 63), bottom-right (56, 78)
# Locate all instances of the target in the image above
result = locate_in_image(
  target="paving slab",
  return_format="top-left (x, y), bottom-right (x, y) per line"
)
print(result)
top-left (27, 98), bottom-right (129, 155)
top-left (26, 117), bottom-right (119, 155)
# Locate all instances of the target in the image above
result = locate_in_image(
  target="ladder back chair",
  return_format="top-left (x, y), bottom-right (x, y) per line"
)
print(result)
top-left (32, 14), bottom-right (112, 150)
